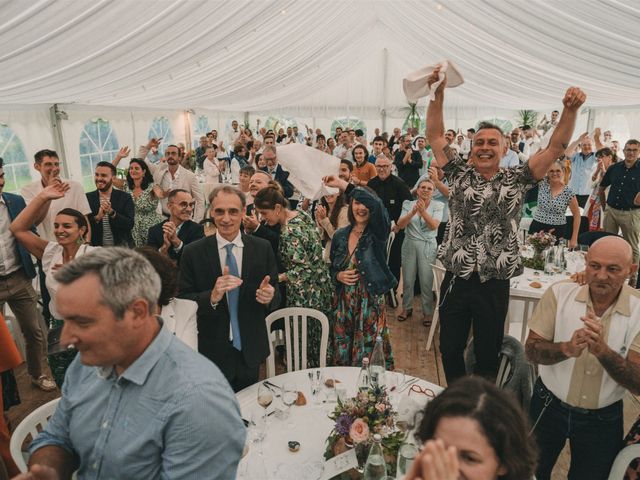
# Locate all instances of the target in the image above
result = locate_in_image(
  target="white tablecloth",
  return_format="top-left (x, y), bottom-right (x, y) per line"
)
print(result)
top-left (235, 367), bottom-right (442, 480)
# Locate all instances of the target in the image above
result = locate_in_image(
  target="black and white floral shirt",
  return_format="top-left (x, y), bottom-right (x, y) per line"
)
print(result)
top-left (438, 146), bottom-right (538, 281)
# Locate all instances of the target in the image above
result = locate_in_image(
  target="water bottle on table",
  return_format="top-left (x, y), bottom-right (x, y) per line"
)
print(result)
top-left (357, 357), bottom-right (371, 392)
top-left (363, 434), bottom-right (387, 480)
top-left (370, 335), bottom-right (386, 388)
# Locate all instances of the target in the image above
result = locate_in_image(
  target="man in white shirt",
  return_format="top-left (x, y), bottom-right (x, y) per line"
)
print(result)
top-left (226, 120), bottom-right (241, 152)
top-left (332, 132), bottom-right (353, 161)
top-left (521, 125), bottom-right (542, 161)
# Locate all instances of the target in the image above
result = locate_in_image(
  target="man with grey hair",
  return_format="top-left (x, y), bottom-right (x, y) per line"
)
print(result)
top-left (19, 248), bottom-right (245, 480)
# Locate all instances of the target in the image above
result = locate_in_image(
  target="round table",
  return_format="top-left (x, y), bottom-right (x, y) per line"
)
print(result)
top-left (235, 367), bottom-right (442, 479)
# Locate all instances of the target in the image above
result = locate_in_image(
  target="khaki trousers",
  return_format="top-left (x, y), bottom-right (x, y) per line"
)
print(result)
top-left (603, 207), bottom-right (640, 285)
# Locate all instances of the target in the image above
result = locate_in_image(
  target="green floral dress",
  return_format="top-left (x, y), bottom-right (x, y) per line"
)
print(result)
top-left (279, 210), bottom-right (332, 367)
top-left (124, 183), bottom-right (163, 247)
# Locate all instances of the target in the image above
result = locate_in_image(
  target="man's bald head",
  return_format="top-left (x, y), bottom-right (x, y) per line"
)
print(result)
top-left (586, 236), bottom-right (637, 299)
top-left (589, 236), bottom-right (633, 265)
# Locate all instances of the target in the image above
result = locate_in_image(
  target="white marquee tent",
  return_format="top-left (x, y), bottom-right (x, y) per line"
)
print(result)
top-left (1, 0), bottom-right (639, 191)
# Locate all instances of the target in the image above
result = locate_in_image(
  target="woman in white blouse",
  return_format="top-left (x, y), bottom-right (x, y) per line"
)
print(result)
top-left (202, 146), bottom-right (221, 184)
top-left (136, 247), bottom-right (198, 351)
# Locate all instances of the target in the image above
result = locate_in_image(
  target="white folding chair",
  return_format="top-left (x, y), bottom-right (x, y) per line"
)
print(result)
top-left (386, 224), bottom-right (397, 308)
top-left (607, 444), bottom-right (640, 480)
top-left (265, 307), bottom-right (329, 378)
top-left (426, 262), bottom-right (446, 351)
top-left (10, 398), bottom-right (60, 472)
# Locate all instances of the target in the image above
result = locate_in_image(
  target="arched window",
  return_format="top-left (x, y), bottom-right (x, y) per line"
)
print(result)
top-left (192, 115), bottom-right (209, 149)
top-left (0, 124), bottom-right (30, 193)
top-left (148, 117), bottom-right (174, 155)
top-left (79, 118), bottom-right (120, 191)
top-left (330, 117), bottom-right (366, 137)
top-left (263, 116), bottom-right (297, 135)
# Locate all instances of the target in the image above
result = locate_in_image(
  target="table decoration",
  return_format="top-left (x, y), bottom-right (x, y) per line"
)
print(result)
top-left (323, 386), bottom-right (404, 479)
top-left (522, 231), bottom-right (556, 271)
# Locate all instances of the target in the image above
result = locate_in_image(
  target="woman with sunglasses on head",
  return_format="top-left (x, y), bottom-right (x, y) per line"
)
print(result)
top-left (528, 160), bottom-right (580, 248)
top-left (11, 182), bottom-right (99, 387)
top-left (324, 175), bottom-right (396, 369)
top-left (407, 376), bottom-right (537, 480)
top-left (111, 147), bottom-right (163, 246)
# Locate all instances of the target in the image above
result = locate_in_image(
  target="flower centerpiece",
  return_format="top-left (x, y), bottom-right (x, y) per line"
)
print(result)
top-left (523, 231), bottom-right (556, 271)
top-left (323, 386), bottom-right (405, 479)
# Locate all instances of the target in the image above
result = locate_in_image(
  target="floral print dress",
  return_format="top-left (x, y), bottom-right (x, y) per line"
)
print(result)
top-left (279, 210), bottom-right (332, 367)
top-left (124, 183), bottom-right (163, 247)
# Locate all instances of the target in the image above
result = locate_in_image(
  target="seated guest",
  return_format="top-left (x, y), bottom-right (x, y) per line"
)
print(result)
top-left (179, 185), bottom-right (279, 391)
top-left (408, 376), bottom-right (537, 480)
top-left (17, 248), bottom-right (245, 479)
top-left (525, 236), bottom-right (640, 480)
top-left (147, 189), bottom-right (204, 263)
top-left (86, 161), bottom-right (135, 247)
top-left (528, 160), bottom-right (580, 248)
top-left (136, 247), bottom-right (197, 351)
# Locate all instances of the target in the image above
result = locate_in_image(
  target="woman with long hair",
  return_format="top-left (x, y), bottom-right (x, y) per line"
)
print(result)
top-left (324, 175), bottom-right (396, 369)
top-left (254, 186), bottom-right (332, 367)
top-left (111, 149), bottom-right (163, 246)
top-left (316, 192), bottom-right (348, 263)
top-left (11, 182), bottom-right (99, 386)
top-left (396, 178), bottom-right (443, 325)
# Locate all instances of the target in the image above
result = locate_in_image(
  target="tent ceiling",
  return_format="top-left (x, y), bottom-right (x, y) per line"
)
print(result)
top-left (1, 0), bottom-right (639, 112)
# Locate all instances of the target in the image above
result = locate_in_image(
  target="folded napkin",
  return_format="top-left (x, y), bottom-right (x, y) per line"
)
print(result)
top-left (275, 143), bottom-right (340, 200)
top-left (403, 59), bottom-right (464, 102)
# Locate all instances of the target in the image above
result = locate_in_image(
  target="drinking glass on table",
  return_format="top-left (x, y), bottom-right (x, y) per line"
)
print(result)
top-left (257, 383), bottom-right (273, 420)
top-left (323, 370), bottom-right (337, 403)
top-left (248, 410), bottom-right (267, 444)
top-left (396, 443), bottom-right (419, 479)
top-left (281, 381), bottom-right (298, 427)
top-left (387, 369), bottom-right (405, 407)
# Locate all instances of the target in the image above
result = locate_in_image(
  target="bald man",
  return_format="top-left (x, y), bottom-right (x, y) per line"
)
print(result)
top-left (525, 236), bottom-right (640, 480)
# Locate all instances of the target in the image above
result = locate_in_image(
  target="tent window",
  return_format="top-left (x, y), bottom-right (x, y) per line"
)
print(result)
top-left (79, 119), bottom-right (120, 191)
top-left (0, 125), bottom-right (31, 193)
top-left (263, 116), bottom-right (297, 134)
top-left (330, 117), bottom-right (366, 137)
top-left (192, 115), bottom-right (209, 148)
top-left (148, 117), bottom-right (174, 155)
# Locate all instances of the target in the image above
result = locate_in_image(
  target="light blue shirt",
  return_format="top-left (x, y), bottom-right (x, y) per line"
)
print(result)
top-left (413, 172), bottom-right (449, 222)
top-left (401, 199), bottom-right (443, 241)
top-left (500, 149), bottom-right (520, 168)
top-left (30, 321), bottom-right (245, 479)
top-left (568, 152), bottom-right (597, 195)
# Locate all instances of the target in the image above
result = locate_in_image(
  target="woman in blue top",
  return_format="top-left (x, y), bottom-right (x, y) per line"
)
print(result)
top-left (325, 175), bottom-right (396, 369)
top-left (528, 161), bottom-right (580, 248)
top-left (397, 178), bottom-right (443, 326)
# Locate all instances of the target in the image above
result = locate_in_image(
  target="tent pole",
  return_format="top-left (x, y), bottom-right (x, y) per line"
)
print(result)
top-left (184, 110), bottom-right (193, 151)
top-left (381, 48), bottom-right (388, 132)
top-left (49, 104), bottom-right (70, 179)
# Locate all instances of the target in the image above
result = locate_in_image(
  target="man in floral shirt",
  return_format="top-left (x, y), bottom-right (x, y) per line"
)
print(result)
top-left (426, 66), bottom-right (586, 382)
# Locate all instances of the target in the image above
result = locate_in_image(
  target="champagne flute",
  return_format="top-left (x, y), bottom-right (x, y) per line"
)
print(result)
top-left (281, 381), bottom-right (298, 428)
top-left (257, 384), bottom-right (273, 421)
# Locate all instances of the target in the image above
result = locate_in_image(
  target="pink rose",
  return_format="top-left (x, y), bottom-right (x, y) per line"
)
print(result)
top-left (375, 403), bottom-right (386, 412)
top-left (349, 418), bottom-right (370, 444)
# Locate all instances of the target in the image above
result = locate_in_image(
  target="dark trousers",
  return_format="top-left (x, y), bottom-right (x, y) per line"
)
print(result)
top-left (388, 230), bottom-right (404, 293)
top-left (438, 271), bottom-right (509, 382)
top-left (528, 219), bottom-right (566, 240)
top-left (576, 194), bottom-right (590, 208)
top-left (224, 346), bottom-right (260, 393)
top-left (530, 379), bottom-right (623, 480)
top-left (436, 221), bottom-right (448, 245)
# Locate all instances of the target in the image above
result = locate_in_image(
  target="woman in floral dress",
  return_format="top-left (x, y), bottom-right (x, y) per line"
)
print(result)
top-left (254, 186), bottom-right (332, 367)
top-left (112, 149), bottom-right (163, 246)
top-left (326, 176), bottom-right (395, 369)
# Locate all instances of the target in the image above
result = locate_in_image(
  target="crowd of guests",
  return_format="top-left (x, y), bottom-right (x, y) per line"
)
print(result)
top-left (1, 74), bottom-right (639, 478)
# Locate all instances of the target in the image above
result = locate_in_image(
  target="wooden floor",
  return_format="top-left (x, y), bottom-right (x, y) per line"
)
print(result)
top-left (6, 297), bottom-right (640, 479)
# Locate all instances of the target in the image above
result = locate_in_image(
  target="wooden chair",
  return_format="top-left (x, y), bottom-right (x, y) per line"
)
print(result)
top-left (426, 262), bottom-right (446, 351)
top-left (10, 398), bottom-right (60, 472)
top-left (265, 308), bottom-right (329, 378)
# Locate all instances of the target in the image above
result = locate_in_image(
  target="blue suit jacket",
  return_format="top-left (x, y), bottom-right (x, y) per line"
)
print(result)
top-left (2, 192), bottom-right (37, 279)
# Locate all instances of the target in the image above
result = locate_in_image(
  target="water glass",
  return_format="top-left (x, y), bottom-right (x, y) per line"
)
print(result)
top-left (248, 411), bottom-right (266, 444)
top-left (323, 371), bottom-right (337, 403)
top-left (281, 381), bottom-right (298, 427)
top-left (396, 443), bottom-right (419, 479)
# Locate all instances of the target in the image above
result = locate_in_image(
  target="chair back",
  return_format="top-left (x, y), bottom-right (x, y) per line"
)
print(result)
top-left (10, 398), bottom-right (60, 472)
top-left (265, 307), bottom-right (329, 378)
top-left (607, 444), bottom-right (640, 480)
top-left (385, 223), bottom-right (396, 262)
top-left (432, 262), bottom-right (445, 300)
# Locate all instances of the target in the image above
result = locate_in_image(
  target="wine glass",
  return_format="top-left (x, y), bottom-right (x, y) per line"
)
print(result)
top-left (257, 384), bottom-right (273, 420)
top-left (281, 381), bottom-right (298, 428)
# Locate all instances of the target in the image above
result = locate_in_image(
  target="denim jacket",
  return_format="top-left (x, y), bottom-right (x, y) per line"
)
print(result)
top-left (330, 186), bottom-right (398, 297)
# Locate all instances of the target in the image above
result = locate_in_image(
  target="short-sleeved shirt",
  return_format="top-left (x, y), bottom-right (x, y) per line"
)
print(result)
top-left (401, 200), bottom-right (443, 242)
top-left (533, 179), bottom-right (575, 225)
top-left (529, 281), bottom-right (640, 409)
top-left (30, 322), bottom-right (246, 479)
top-left (568, 152), bottom-right (597, 196)
top-left (438, 146), bottom-right (538, 281)
top-left (600, 160), bottom-right (640, 210)
top-left (352, 161), bottom-right (377, 184)
top-left (21, 180), bottom-right (91, 242)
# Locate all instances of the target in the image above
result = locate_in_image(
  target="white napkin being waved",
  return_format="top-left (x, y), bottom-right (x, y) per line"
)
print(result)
top-left (275, 143), bottom-right (340, 200)
top-left (403, 59), bottom-right (465, 102)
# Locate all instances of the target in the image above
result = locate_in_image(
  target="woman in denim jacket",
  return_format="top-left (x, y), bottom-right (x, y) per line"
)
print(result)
top-left (325, 175), bottom-right (396, 369)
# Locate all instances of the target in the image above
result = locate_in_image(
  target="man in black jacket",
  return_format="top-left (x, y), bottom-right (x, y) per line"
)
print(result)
top-left (147, 189), bottom-right (204, 263)
top-left (179, 185), bottom-right (279, 391)
top-left (86, 161), bottom-right (134, 246)
top-left (260, 146), bottom-right (294, 199)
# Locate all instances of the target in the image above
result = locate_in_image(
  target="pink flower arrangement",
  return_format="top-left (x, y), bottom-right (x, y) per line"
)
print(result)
top-left (349, 418), bottom-right (370, 444)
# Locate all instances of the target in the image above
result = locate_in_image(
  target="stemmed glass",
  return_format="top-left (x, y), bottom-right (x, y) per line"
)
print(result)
top-left (257, 384), bottom-right (273, 421)
top-left (281, 381), bottom-right (298, 428)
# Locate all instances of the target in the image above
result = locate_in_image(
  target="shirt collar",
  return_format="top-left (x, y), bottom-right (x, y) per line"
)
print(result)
top-left (97, 318), bottom-right (172, 385)
top-left (575, 284), bottom-right (631, 316)
top-left (216, 231), bottom-right (244, 250)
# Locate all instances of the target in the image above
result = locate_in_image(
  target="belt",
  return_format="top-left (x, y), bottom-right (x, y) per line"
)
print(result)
top-left (0, 268), bottom-right (22, 281)
top-left (608, 205), bottom-right (640, 212)
top-left (538, 380), bottom-right (621, 415)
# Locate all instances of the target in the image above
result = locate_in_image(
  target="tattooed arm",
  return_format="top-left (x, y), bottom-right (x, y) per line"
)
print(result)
top-left (596, 350), bottom-right (640, 395)
top-left (525, 330), bottom-right (587, 365)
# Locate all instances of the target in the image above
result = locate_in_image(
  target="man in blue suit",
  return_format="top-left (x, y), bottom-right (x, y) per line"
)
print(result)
top-left (0, 161), bottom-right (55, 391)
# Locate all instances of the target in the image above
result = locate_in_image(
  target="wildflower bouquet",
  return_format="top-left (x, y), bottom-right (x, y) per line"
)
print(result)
top-left (523, 230), bottom-right (556, 270)
top-left (323, 386), bottom-right (404, 479)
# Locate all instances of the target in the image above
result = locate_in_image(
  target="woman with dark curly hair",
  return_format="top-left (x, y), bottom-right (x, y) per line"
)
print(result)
top-left (112, 149), bottom-right (163, 246)
top-left (136, 247), bottom-right (198, 351)
top-left (409, 376), bottom-right (537, 480)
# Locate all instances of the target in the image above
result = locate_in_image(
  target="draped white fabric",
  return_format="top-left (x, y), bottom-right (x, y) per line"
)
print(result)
top-left (0, 0), bottom-right (639, 112)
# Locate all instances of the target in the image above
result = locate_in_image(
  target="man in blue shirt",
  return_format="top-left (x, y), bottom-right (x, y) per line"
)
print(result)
top-left (21, 248), bottom-right (245, 480)
top-left (567, 137), bottom-right (597, 207)
top-left (599, 139), bottom-right (640, 287)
